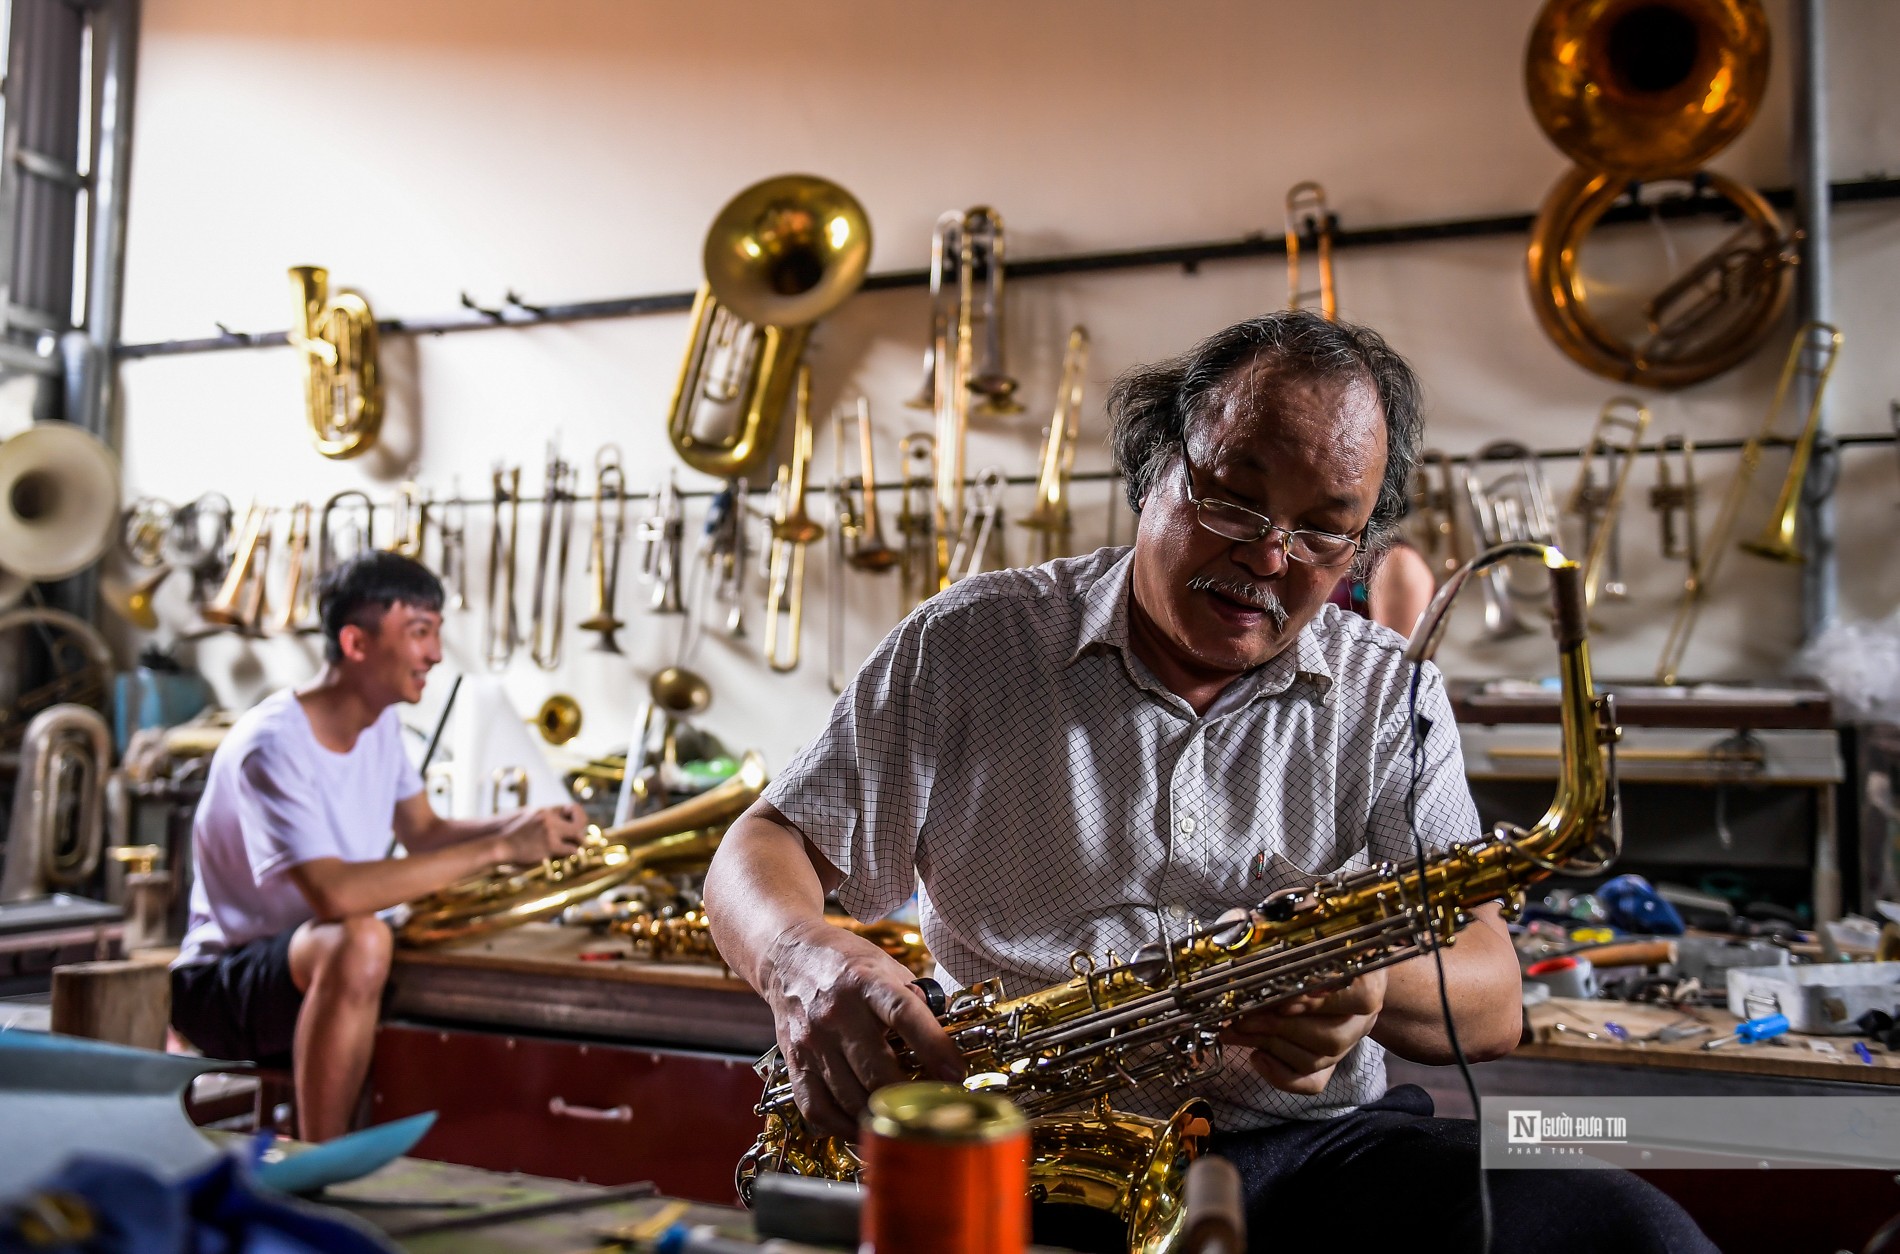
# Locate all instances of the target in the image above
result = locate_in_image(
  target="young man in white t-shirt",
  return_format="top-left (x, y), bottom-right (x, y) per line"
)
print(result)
top-left (172, 552), bottom-right (587, 1141)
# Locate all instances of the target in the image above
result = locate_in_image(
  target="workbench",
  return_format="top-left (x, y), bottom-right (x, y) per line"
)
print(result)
top-left (372, 924), bottom-right (772, 1206)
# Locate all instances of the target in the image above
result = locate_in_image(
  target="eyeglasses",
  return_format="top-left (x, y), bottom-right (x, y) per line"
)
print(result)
top-left (1177, 442), bottom-right (1364, 567)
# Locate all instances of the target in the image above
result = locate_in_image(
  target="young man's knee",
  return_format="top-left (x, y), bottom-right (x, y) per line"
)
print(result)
top-left (306, 916), bottom-right (394, 996)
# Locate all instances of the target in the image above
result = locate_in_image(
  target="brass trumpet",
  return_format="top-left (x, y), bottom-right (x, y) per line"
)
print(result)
top-left (289, 265), bottom-right (383, 460)
top-left (1563, 398), bottom-right (1650, 609)
top-left (1018, 326), bottom-right (1089, 565)
top-left (529, 443), bottom-right (577, 672)
top-left (580, 446), bottom-right (629, 652)
top-left (636, 470), bottom-right (685, 615)
top-left (666, 176), bottom-right (872, 481)
top-left (108, 498), bottom-right (176, 630)
top-left (484, 465), bottom-right (521, 670)
top-left (1655, 322), bottom-right (1842, 685)
top-left (201, 502), bottom-right (274, 632)
top-left (1285, 182), bottom-right (1337, 320)
top-left (764, 365), bottom-right (823, 673)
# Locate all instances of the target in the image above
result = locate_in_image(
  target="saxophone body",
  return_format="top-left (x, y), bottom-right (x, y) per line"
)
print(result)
top-left (738, 545), bottom-right (1620, 1254)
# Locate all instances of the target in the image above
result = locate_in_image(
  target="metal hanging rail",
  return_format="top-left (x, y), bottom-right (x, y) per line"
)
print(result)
top-left (117, 175), bottom-right (1900, 361)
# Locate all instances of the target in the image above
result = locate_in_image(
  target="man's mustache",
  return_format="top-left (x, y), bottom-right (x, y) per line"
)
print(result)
top-left (1187, 576), bottom-right (1290, 629)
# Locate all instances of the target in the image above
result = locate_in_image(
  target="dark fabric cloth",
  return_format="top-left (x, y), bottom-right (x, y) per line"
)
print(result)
top-left (170, 924), bottom-right (302, 1067)
top-left (1205, 1084), bottom-right (1718, 1254)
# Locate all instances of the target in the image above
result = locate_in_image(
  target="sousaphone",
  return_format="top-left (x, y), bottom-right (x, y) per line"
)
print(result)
top-left (1524, 0), bottom-right (1789, 389)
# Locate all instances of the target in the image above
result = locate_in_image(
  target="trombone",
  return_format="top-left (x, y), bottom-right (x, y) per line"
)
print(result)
top-left (1649, 435), bottom-right (1700, 572)
top-left (896, 434), bottom-right (937, 610)
top-left (827, 398), bottom-right (898, 694)
top-left (1285, 181), bottom-right (1337, 320)
top-left (907, 208), bottom-right (1020, 416)
top-left (528, 443), bottom-right (577, 672)
top-left (484, 465), bottom-right (521, 670)
top-left (276, 502), bottom-right (315, 632)
top-left (1656, 322), bottom-right (1843, 686)
top-left (764, 365), bottom-right (823, 673)
top-left (1017, 326), bottom-right (1088, 565)
top-left (1563, 398), bottom-right (1650, 610)
top-left (1412, 449), bottom-right (1466, 581)
top-left (580, 446), bottom-right (628, 652)
top-left (386, 481), bottom-right (428, 558)
top-left (1461, 443), bottom-right (1559, 642)
top-left (202, 501), bottom-right (274, 633)
top-left (946, 468), bottom-right (1008, 583)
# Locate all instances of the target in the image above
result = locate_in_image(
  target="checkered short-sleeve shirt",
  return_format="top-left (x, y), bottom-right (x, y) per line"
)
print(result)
top-left (762, 546), bottom-right (1481, 1130)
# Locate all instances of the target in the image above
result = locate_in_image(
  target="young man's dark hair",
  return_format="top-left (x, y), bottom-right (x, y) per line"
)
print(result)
top-left (317, 551), bottom-right (445, 664)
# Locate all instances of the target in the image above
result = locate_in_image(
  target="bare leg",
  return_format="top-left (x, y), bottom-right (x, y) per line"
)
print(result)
top-left (288, 915), bottom-right (392, 1142)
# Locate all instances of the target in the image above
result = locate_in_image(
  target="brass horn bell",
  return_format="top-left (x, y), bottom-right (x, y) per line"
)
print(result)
top-left (667, 175), bottom-right (872, 481)
top-left (1523, 0), bottom-right (1789, 390)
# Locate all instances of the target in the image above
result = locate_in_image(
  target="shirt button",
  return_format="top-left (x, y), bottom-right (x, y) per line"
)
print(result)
top-left (1168, 905), bottom-right (1188, 920)
top-left (1179, 817), bottom-right (1196, 834)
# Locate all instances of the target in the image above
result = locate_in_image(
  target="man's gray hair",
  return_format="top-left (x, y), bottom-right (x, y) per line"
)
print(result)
top-left (1106, 310), bottom-right (1424, 553)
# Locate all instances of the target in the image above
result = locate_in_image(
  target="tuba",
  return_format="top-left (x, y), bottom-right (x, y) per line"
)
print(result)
top-left (666, 176), bottom-right (872, 481)
top-left (740, 544), bottom-right (1621, 1254)
top-left (1523, 0), bottom-right (1789, 389)
top-left (398, 751), bottom-right (767, 947)
top-left (289, 265), bottom-right (384, 459)
top-left (0, 703), bottom-right (112, 903)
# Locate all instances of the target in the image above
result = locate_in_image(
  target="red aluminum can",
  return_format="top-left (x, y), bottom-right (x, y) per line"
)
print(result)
top-left (859, 1082), bottom-right (1029, 1254)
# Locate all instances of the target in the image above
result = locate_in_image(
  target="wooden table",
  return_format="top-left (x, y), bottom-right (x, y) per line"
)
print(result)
top-left (1517, 996), bottom-right (1900, 1086)
top-left (388, 923), bottom-right (774, 1055)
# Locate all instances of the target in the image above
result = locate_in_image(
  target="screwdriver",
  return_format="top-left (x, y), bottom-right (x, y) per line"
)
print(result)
top-left (1701, 1012), bottom-right (1789, 1050)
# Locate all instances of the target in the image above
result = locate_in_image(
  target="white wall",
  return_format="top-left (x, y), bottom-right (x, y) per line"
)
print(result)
top-left (111, 0), bottom-right (1900, 782)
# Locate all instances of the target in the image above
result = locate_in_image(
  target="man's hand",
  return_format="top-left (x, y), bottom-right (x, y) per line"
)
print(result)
top-left (1220, 968), bottom-right (1386, 1095)
top-left (495, 804), bottom-right (588, 865)
top-left (761, 917), bottom-right (964, 1140)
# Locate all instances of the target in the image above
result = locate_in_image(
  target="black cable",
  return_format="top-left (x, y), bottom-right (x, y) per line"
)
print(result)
top-left (1406, 662), bottom-right (1493, 1252)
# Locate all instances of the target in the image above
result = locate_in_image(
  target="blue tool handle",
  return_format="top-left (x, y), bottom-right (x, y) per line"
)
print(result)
top-left (1736, 1013), bottom-right (1789, 1043)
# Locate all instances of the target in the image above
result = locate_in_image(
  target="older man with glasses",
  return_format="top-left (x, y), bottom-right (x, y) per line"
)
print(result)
top-left (706, 310), bottom-right (1713, 1253)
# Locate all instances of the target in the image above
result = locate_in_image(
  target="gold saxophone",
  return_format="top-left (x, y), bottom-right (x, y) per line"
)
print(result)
top-left (398, 752), bottom-right (767, 947)
top-left (602, 891), bottom-right (933, 977)
top-left (737, 543), bottom-right (1620, 1254)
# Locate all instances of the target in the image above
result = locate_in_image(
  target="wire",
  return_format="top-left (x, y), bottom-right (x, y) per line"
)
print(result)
top-left (1406, 662), bottom-right (1494, 1252)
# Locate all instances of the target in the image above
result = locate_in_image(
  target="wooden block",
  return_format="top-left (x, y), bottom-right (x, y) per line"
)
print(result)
top-left (51, 958), bottom-right (170, 1051)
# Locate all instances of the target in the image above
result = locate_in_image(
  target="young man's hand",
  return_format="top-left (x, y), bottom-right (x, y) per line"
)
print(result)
top-left (495, 804), bottom-right (589, 864)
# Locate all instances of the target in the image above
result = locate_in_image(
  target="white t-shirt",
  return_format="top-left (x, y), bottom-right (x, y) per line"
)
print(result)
top-left (177, 690), bottom-right (423, 966)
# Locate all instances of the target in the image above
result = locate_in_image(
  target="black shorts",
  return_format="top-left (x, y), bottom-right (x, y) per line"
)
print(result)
top-left (171, 926), bottom-right (303, 1067)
